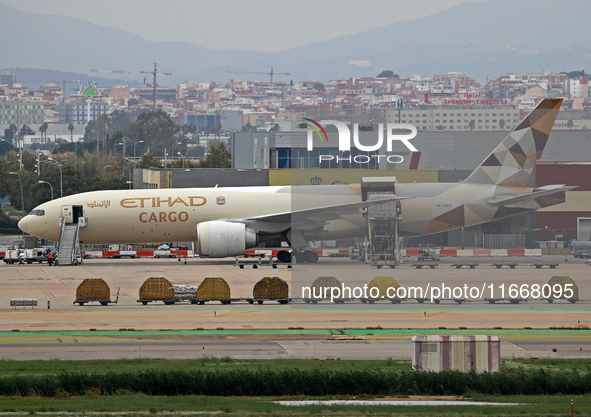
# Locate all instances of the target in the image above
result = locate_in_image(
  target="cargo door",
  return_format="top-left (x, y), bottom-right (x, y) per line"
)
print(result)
top-left (61, 206), bottom-right (74, 224)
top-left (578, 217), bottom-right (591, 241)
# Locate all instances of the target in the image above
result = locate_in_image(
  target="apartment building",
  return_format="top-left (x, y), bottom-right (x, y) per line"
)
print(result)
top-left (386, 107), bottom-right (520, 131)
top-left (58, 101), bottom-right (110, 125)
top-left (0, 101), bottom-right (45, 125)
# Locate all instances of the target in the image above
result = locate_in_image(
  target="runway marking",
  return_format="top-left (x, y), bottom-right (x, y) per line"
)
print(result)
top-left (58, 280), bottom-right (65, 285)
top-left (48, 293), bottom-right (57, 299)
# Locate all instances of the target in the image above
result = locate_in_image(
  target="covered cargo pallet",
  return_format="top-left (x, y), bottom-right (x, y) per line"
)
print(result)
top-left (197, 277), bottom-right (231, 304)
top-left (545, 276), bottom-right (579, 302)
top-left (138, 277), bottom-right (175, 305)
top-left (251, 276), bottom-right (289, 304)
top-left (366, 276), bottom-right (401, 303)
top-left (307, 276), bottom-right (342, 303)
top-left (412, 335), bottom-right (500, 373)
top-left (75, 278), bottom-right (114, 306)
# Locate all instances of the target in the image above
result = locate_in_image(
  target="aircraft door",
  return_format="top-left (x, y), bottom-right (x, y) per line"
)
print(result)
top-left (73, 205), bottom-right (84, 223)
top-left (61, 206), bottom-right (74, 224)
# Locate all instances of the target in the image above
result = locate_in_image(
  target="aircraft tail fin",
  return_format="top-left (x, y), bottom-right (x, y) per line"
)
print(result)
top-left (464, 98), bottom-right (563, 186)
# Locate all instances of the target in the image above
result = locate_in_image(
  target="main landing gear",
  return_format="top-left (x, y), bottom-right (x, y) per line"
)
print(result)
top-left (276, 250), bottom-right (319, 264)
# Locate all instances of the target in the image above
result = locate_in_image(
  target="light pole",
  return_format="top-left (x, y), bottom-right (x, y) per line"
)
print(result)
top-left (37, 159), bottom-right (53, 174)
top-left (126, 180), bottom-right (133, 189)
top-left (133, 140), bottom-right (144, 160)
top-left (126, 158), bottom-right (140, 180)
top-left (38, 180), bottom-right (54, 200)
top-left (48, 158), bottom-right (63, 197)
top-left (121, 136), bottom-right (129, 158)
top-left (177, 152), bottom-right (185, 169)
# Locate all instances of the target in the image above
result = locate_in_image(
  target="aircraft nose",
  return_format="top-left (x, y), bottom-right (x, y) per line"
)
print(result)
top-left (18, 216), bottom-right (28, 233)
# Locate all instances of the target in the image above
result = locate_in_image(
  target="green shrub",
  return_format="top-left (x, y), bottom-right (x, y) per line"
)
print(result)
top-left (1, 368), bottom-right (591, 397)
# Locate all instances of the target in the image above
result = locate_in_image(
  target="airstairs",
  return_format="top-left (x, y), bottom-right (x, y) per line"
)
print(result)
top-left (57, 215), bottom-right (86, 266)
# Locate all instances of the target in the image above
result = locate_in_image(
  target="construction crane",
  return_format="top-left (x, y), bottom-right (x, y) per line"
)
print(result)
top-left (227, 66), bottom-right (289, 86)
top-left (91, 63), bottom-right (172, 109)
top-left (18, 78), bottom-right (81, 97)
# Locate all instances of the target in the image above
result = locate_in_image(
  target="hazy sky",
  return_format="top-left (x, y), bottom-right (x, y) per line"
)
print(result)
top-left (1, 0), bottom-right (486, 52)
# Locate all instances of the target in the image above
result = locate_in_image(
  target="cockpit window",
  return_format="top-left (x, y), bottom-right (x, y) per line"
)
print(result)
top-left (29, 209), bottom-right (45, 216)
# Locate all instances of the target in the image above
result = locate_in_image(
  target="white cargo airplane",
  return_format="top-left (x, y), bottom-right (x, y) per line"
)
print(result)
top-left (19, 99), bottom-right (572, 263)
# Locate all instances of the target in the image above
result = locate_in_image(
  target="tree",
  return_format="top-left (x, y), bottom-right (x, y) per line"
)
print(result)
top-left (84, 175), bottom-right (128, 192)
top-left (377, 70), bottom-right (399, 78)
top-left (186, 145), bottom-right (206, 158)
top-left (68, 123), bottom-right (75, 142)
top-left (313, 83), bottom-right (326, 92)
top-left (0, 158), bottom-right (13, 197)
top-left (177, 123), bottom-right (197, 153)
top-left (199, 143), bottom-right (231, 168)
top-left (270, 123), bottom-right (280, 132)
top-left (5, 148), bottom-right (37, 173)
top-left (468, 120), bottom-right (475, 131)
top-left (242, 122), bottom-right (253, 132)
top-left (0, 207), bottom-right (18, 232)
top-left (19, 125), bottom-right (35, 136)
top-left (499, 119), bottom-right (506, 130)
top-left (566, 70), bottom-right (585, 79)
top-left (213, 122), bottom-right (222, 138)
top-left (2, 129), bottom-right (15, 146)
top-left (138, 152), bottom-right (162, 169)
top-left (567, 119), bottom-right (575, 129)
top-left (0, 140), bottom-right (14, 157)
top-left (120, 110), bottom-right (191, 157)
top-left (169, 158), bottom-right (197, 169)
top-left (84, 110), bottom-right (133, 142)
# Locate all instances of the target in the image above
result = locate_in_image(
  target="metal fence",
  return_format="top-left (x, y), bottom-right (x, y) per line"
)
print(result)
top-left (483, 234), bottom-right (525, 249)
top-left (0, 235), bottom-right (22, 246)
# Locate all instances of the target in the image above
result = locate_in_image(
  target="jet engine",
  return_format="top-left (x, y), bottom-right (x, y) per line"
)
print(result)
top-left (197, 221), bottom-right (257, 257)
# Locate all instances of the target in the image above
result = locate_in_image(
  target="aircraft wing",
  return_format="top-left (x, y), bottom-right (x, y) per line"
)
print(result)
top-left (243, 197), bottom-right (409, 230)
top-left (487, 185), bottom-right (577, 209)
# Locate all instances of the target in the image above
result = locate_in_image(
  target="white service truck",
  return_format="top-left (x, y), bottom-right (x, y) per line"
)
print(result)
top-left (3, 248), bottom-right (53, 264)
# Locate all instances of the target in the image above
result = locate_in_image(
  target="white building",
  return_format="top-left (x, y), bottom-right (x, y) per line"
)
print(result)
top-left (386, 108), bottom-right (520, 131)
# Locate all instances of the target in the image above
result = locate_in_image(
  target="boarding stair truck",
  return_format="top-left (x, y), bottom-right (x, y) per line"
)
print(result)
top-left (57, 205), bottom-right (86, 266)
